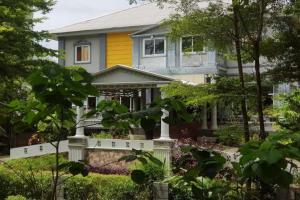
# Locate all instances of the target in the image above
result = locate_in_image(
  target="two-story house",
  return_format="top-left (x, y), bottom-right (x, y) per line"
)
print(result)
top-left (51, 3), bottom-right (263, 138)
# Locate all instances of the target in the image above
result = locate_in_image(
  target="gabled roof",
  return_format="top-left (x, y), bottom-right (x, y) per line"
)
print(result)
top-left (92, 65), bottom-right (174, 88)
top-left (51, 3), bottom-right (175, 36)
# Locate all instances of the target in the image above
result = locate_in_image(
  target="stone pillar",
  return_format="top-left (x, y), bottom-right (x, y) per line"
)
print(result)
top-left (153, 139), bottom-right (173, 175)
top-left (153, 182), bottom-right (169, 200)
top-left (153, 91), bottom-right (173, 175)
top-left (201, 103), bottom-right (208, 129)
top-left (211, 102), bottom-right (218, 130)
top-left (68, 105), bottom-right (88, 162)
top-left (68, 136), bottom-right (88, 162)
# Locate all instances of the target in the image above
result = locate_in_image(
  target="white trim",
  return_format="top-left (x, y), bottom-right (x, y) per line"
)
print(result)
top-left (74, 44), bottom-right (91, 64)
top-left (142, 37), bottom-right (166, 57)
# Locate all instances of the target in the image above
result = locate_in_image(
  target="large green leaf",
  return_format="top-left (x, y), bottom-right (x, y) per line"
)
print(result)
top-left (131, 170), bottom-right (146, 184)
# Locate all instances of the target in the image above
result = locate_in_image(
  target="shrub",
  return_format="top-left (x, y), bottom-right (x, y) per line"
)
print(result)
top-left (0, 166), bottom-right (52, 199)
top-left (5, 154), bottom-right (68, 171)
top-left (215, 125), bottom-right (243, 146)
top-left (89, 166), bottom-right (130, 175)
top-left (6, 195), bottom-right (27, 200)
top-left (64, 173), bottom-right (150, 200)
top-left (91, 132), bottom-right (113, 139)
top-left (169, 183), bottom-right (194, 200)
top-left (0, 165), bottom-right (150, 200)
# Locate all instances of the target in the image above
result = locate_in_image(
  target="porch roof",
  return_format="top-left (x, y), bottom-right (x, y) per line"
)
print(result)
top-left (92, 65), bottom-right (174, 90)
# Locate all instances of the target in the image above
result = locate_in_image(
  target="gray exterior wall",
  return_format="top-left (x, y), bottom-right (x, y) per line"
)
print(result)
top-left (64, 35), bottom-right (103, 73)
top-left (132, 33), bottom-right (218, 75)
top-left (58, 37), bottom-right (65, 66)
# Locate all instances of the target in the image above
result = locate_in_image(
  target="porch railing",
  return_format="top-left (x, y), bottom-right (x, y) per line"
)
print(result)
top-left (87, 138), bottom-right (154, 151)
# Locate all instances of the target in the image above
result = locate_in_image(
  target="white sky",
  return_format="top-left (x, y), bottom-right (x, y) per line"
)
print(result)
top-left (35, 0), bottom-right (138, 50)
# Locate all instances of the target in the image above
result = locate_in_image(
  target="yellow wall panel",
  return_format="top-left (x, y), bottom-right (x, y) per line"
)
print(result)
top-left (106, 32), bottom-right (133, 67)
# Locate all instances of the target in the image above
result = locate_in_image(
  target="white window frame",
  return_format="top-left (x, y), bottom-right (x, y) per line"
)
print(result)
top-left (74, 44), bottom-right (91, 64)
top-left (180, 36), bottom-right (205, 55)
top-left (142, 37), bottom-right (166, 57)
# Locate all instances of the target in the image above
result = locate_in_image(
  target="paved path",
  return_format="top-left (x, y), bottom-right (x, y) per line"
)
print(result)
top-left (0, 155), bottom-right (10, 162)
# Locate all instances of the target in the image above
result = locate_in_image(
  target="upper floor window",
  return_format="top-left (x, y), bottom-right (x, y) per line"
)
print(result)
top-left (75, 44), bottom-right (90, 64)
top-left (181, 36), bottom-right (204, 53)
top-left (143, 38), bottom-right (166, 57)
top-left (87, 96), bottom-right (96, 110)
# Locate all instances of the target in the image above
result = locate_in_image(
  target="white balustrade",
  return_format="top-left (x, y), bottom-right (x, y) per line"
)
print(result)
top-left (87, 138), bottom-right (154, 151)
top-left (10, 140), bottom-right (69, 159)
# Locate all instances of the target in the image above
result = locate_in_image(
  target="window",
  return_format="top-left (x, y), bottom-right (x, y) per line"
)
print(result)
top-left (75, 45), bottom-right (90, 63)
top-left (143, 38), bottom-right (165, 56)
top-left (182, 36), bottom-right (204, 53)
top-left (87, 96), bottom-right (96, 109)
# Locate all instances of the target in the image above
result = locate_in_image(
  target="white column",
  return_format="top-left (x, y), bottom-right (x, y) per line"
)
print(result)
top-left (69, 105), bottom-right (88, 162)
top-left (201, 103), bottom-right (208, 129)
top-left (75, 106), bottom-right (84, 137)
top-left (211, 102), bottom-right (218, 130)
top-left (145, 88), bottom-right (152, 108)
top-left (158, 92), bottom-right (171, 140)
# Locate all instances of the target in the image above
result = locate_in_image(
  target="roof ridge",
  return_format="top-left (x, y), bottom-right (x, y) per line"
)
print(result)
top-left (52, 2), bottom-right (152, 31)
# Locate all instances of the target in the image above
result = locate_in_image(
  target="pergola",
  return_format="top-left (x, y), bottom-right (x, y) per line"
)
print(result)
top-left (74, 65), bottom-right (175, 141)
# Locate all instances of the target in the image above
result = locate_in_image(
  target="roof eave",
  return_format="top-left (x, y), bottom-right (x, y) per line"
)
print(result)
top-left (51, 25), bottom-right (155, 39)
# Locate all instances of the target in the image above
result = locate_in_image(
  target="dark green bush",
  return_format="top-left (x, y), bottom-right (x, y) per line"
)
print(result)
top-left (5, 154), bottom-right (68, 171)
top-left (0, 166), bottom-right (52, 199)
top-left (215, 125), bottom-right (243, 146)
top-left (0, 164), bottom-right (150, 200)
top-left (5, 195), bottom-right (27, 200)
top-left (64, 173), bottom-right (150, 200)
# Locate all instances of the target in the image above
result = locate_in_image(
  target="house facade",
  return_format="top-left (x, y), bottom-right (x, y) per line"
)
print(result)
top-left (51, 3), bottom-right (267, 138)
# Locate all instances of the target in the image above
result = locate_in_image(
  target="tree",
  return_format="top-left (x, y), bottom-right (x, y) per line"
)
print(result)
top-left (263, 0), bottom-right (300, 83)
top-left (9, 65), bottom-right (98, 200)
top-left (0, 0), bottom-right (57, 80)
top-left (0, 0), bottom-right (59, 149)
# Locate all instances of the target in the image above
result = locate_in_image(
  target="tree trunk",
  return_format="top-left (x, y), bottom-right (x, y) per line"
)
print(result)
top-left (233, 5), bottom-right (250, 142)
top-left (253, 42), bottom-right (267, 140)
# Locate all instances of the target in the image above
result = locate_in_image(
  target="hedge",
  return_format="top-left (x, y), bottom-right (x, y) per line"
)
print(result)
top-left (0, 166), bottom-right (150, 200)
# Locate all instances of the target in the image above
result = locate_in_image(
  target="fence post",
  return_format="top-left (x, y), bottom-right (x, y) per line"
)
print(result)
top-left (153, 182), bottom-right (169, 200)
top-left (153, 139), bottom-right (174, 175)
top-left (67, 136), bottom-right (88, 162)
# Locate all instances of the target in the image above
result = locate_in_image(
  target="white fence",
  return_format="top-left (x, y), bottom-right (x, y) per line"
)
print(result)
top-left (87, 138), bottom-right (154, 151)
top-left (10, 140), bottom-right (69, 159)
top-left (9, 139), bottom-right (154, 160)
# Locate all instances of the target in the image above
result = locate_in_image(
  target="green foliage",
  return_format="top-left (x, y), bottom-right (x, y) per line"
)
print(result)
top-left (91, 97), bottom-right (192, 137)
top-left (120, 149), bottom-right (165, 184)
top-left (93, 100), bottom-right (138, 136)
top-left (263, 0), bottom-right (300, 82)
top-left (9, 65), bottom-right (97, 142)
top-left (168, 175), bottom-right (233, 200)
top-left (162, 82), bottom-right (218, 106)
top-left (274, 89), bottom-right (300, 132)
top-left (235, 131), bottom-right (300, 198)
top-left (175, 147), bottom-right (226, 180)
top-left (120, 149), bottom-right (164, 199)
top-left (0, 0), bottom-right (57, 80)
top-left (0, 165), bottom-right (52, 199)
top-left (5, 195), bottom-right (27, 200)
top-left (5, 154), bottom-right (68, 171)
top-left (215, 125), bottom-right (243, 146)
top-left (64, 174), bottom-right (149, 200)
top-left (91, 133), bottom-right (113, 139)
top-left (0, 165), bottom-right (149, 200)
